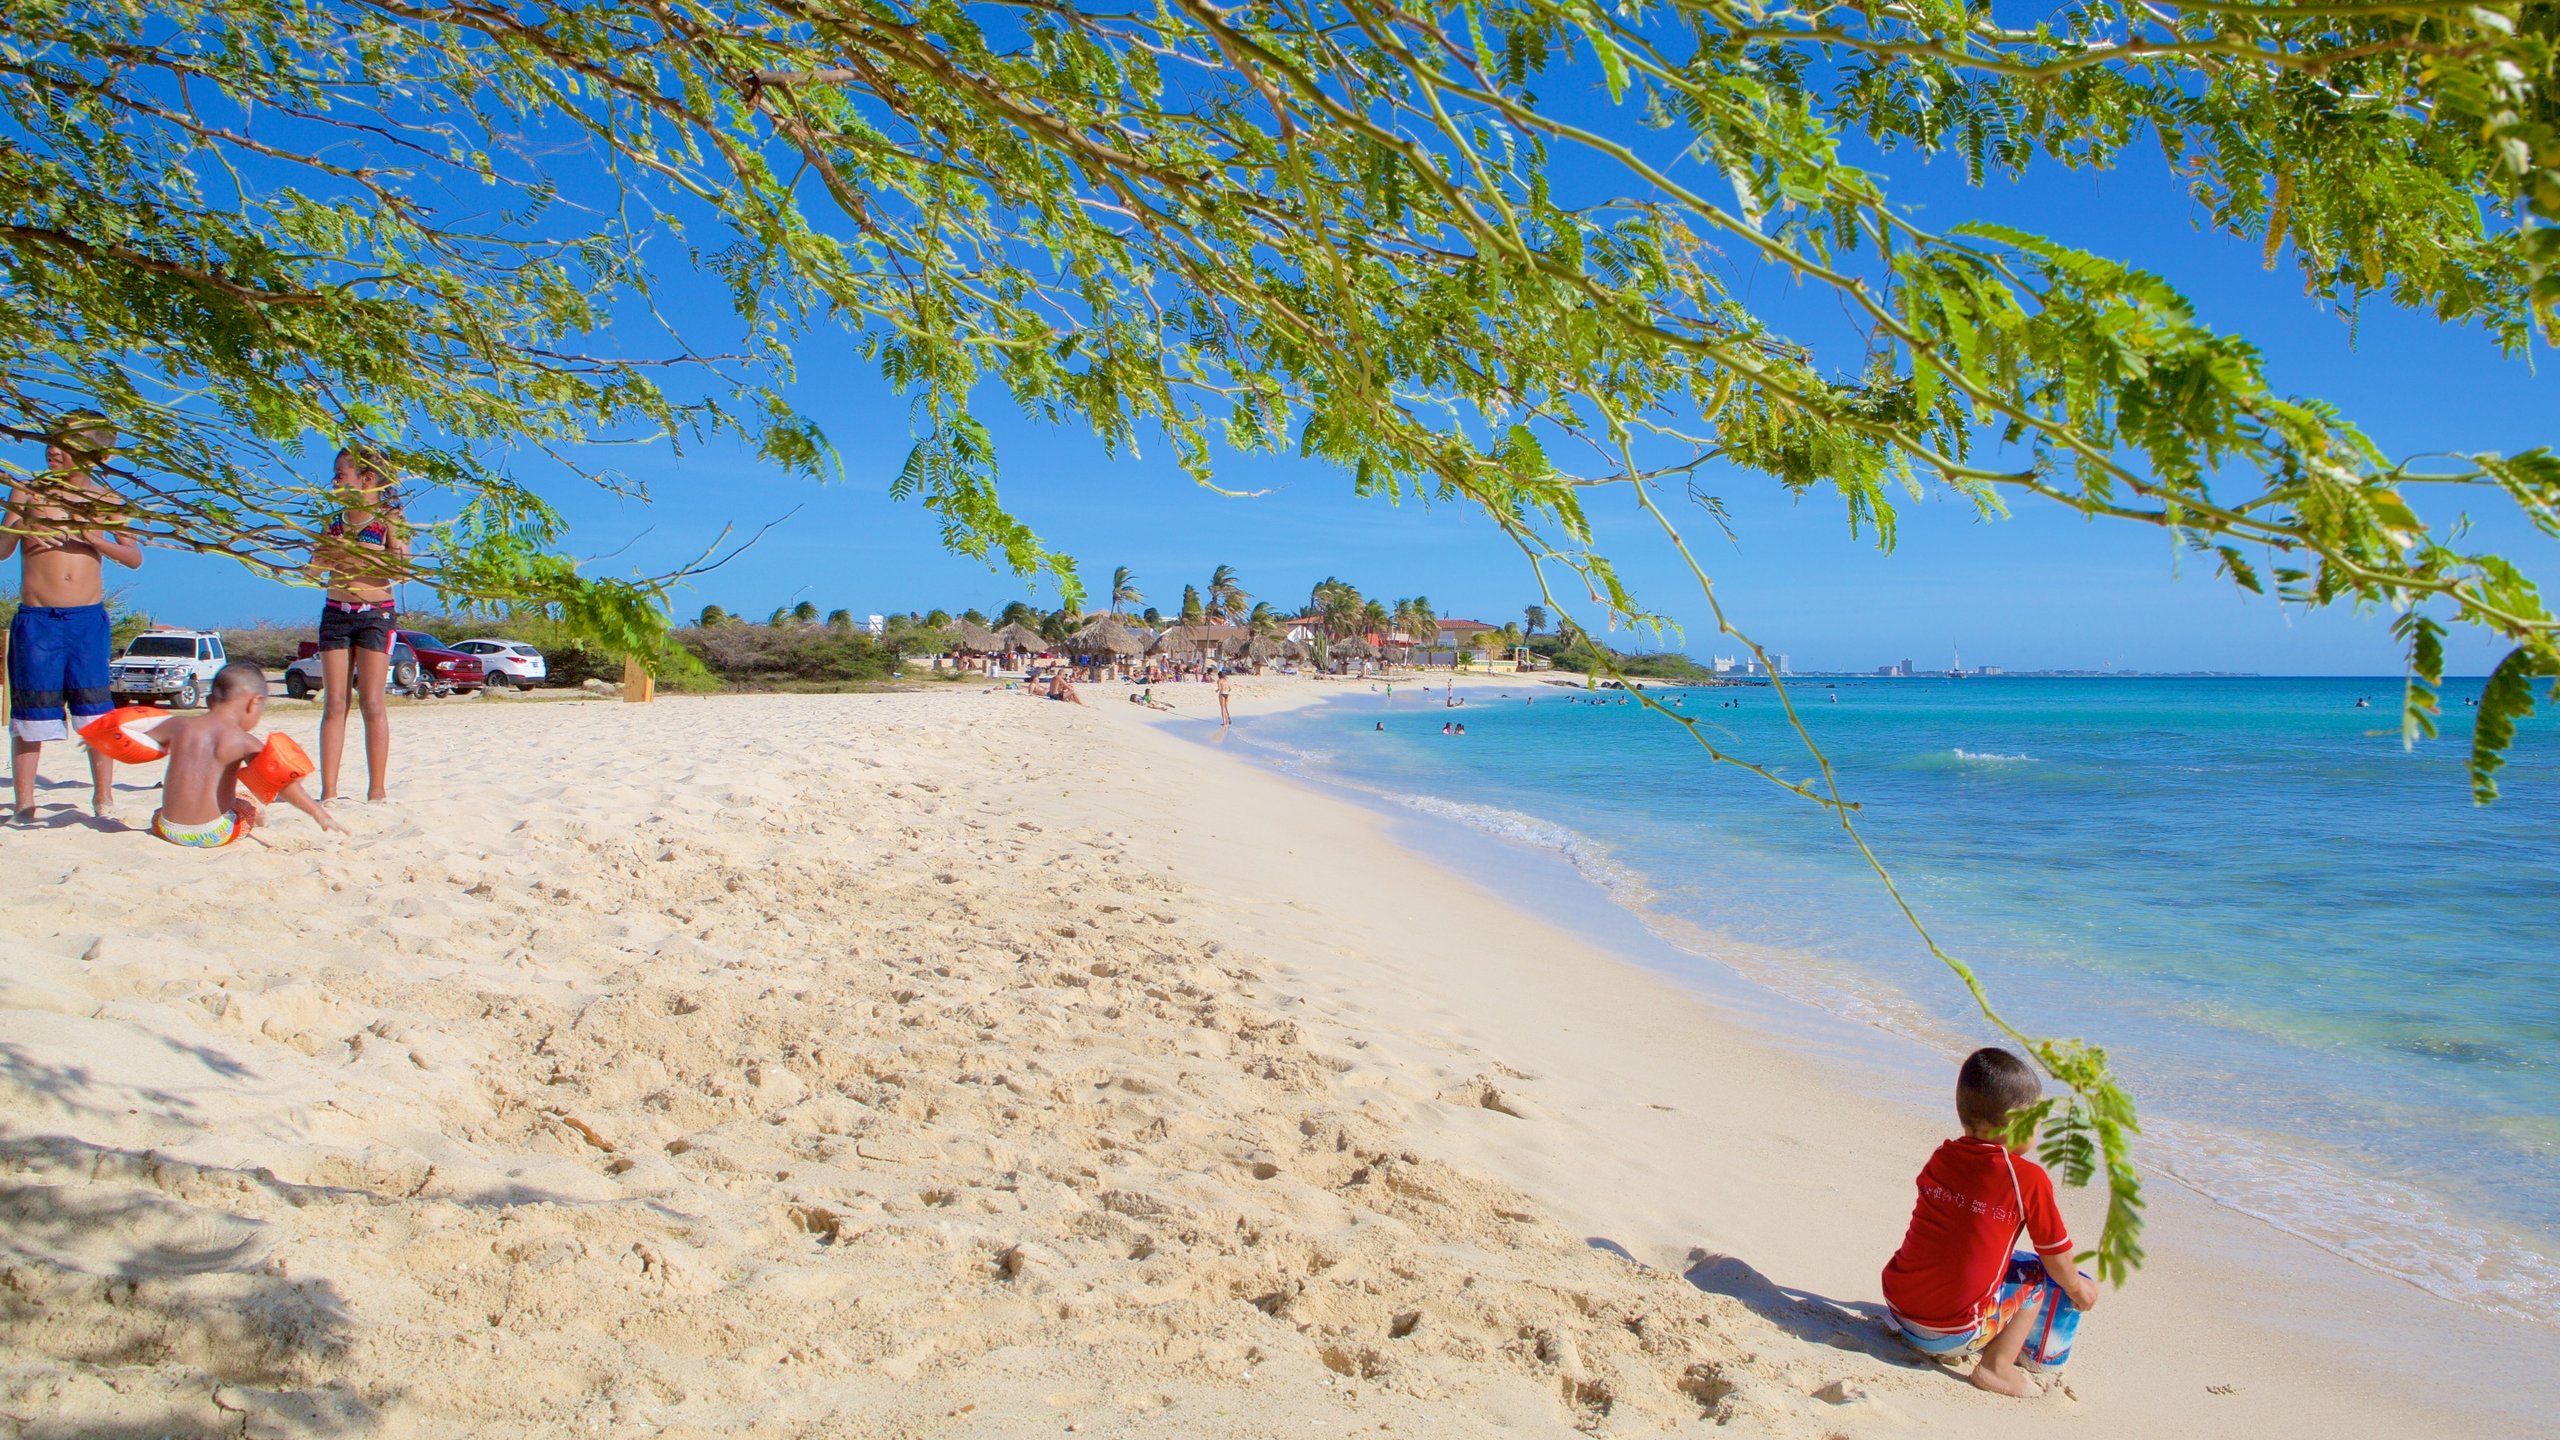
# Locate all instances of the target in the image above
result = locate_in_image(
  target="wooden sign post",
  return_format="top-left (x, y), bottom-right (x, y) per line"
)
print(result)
top-left (620, 655), bottom-right (655, 703)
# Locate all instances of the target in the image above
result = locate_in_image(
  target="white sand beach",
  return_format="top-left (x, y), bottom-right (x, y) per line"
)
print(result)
top-left (3, 678), bottom-right (2553, 1438)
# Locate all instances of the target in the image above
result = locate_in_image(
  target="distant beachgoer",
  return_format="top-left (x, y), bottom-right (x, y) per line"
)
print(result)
top-left (1881, 1047), bottom-right (2098, 1397)
top-left (5, 412), bottom-right (142, 821)
top-left (1048, 670), bottom-right (1085, 706)
top-left (146, 664), bottom-right (345, 846)
top-left (1440, 721), bottom-right (1453, 735)
top-left (1453, 722), bottom-right (1466, 735)
top-left (311, 445), bottom-right (407, 804)
top-left (1216, 668), bottom-right (1234, 727)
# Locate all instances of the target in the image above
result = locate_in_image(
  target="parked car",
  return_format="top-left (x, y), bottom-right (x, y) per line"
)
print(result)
top-left (283, 641), bottom-right (423, 699)
top-left (453, 638), bottom-right (547, 688)
top-left (109, 630), bottom-right (227, 707)
top-left (392, 630), bottom-right (486, 694)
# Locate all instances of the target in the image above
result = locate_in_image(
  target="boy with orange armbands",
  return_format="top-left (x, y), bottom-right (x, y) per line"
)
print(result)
top-left (142, 662), bottom-right (344, 846)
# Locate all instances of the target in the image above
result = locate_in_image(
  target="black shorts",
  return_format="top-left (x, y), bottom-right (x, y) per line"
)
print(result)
top-left (316, 602), bottom-right (397, 653)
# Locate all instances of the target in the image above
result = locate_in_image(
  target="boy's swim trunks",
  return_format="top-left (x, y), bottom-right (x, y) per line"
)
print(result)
top-left (1887, 1252), bottom-right (2081, 1372)
top-left (150, 807), bottom-right (241, 848)
top-left (7, 602), bottom-right (112, 742)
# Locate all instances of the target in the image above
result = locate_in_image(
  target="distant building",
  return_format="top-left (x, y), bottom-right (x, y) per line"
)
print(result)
top-left (1773, 654), bottom-right (1791, 676)
top-left (1876, 665), bottom-right (1896, 676)
top-left (1979, 665), bottom-right (2004, 676)
top-left (1896, 658), bottom-right (1914, 677)
top-left (1712, 655), bottom-right (1739, 675)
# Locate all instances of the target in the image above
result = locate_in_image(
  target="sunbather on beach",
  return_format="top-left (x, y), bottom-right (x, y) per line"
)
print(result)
top-left (1047, 671), bottom-right (1085, 706)
top-left (1881, 1047), bottom-right (2098, 1396)
top-left (146, 663), bottom-right (345, 846)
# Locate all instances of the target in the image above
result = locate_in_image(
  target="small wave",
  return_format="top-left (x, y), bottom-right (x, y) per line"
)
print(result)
top-left (1953, 748), bottom-right (2036, 763)
top-left (1384, 793), bottom-right (1657, 909)
top-left (2150, 1118), bottom-right (2560, 1324)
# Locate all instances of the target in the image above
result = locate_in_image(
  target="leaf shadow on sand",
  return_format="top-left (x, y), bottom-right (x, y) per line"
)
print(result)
top-left (0, 1134), bottom-right (403, 1437)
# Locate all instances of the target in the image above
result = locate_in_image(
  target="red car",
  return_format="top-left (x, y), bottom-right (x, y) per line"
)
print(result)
top-left (289, 632), bottom-right (483, 695)
top-left (395, 629), bottom-right (487, 693)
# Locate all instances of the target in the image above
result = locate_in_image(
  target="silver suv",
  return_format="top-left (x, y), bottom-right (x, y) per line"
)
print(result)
top-left (109, 630), bottom-right (227, 708)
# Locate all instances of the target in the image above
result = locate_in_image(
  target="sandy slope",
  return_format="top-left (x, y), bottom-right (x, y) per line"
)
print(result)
top-left (0, 682), bottom-right (2550, 1438)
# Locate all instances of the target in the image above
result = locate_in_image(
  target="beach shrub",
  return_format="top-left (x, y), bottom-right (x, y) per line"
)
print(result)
top-left (219, 623), bottom-right (316, 670)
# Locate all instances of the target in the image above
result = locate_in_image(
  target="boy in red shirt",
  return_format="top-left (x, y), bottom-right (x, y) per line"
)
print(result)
top-left (1882, 1047), bottom-right (2101, 1396)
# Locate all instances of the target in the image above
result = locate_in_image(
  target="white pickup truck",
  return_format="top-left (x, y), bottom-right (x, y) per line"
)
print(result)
top-left (108, 630), bottom-right (228, 708)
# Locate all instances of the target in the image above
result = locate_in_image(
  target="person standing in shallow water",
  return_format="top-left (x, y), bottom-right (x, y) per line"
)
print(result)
top-left (310, 446), bottom-right (407, 803)
top-left (2, 412), bottom-right (142, 821)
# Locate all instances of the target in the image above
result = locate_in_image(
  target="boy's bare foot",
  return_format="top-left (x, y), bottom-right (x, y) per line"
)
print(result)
top-left (1968, 1360), bottom-right (2039, 1398)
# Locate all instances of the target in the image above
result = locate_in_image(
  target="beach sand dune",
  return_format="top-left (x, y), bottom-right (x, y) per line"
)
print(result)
top-left (3, 686), bottom-right (2550, 1438)
top-left (0, 692), bottom-right (1865, 1439)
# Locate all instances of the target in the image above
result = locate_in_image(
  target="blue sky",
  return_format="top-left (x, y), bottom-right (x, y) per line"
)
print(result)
top-left (91, 82), bottom-right (2556, 676)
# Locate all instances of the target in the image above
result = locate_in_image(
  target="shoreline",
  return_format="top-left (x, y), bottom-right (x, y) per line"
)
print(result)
top-left (1129, 671), bottom-right (2560, 1432)
top-left (1204, 676), bottom-right (2560, 1333)
top-left (0, 681), bottom-right (2551, 1436)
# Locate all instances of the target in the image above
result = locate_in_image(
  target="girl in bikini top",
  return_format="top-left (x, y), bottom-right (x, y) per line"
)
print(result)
top-left (326, 513), bottom-right (392, 548)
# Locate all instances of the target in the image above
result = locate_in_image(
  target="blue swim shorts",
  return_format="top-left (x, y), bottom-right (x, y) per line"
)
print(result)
top-left (7, 602), bottom-right (114, 742)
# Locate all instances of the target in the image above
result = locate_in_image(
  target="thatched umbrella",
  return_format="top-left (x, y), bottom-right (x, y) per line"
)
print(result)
top-left (995, 621), bottom-right (1048, 653)
top-left (952, 617), bottom-right (1003, 652)
top-left (1247, 635), bottom-right (1289, 662)
top-left (1149, 624), bottom-right (1221, 658)
top-left (1068, 616), bottom-right (1147, 657)
top-left (1336, 635), bottom-right (1379, 659)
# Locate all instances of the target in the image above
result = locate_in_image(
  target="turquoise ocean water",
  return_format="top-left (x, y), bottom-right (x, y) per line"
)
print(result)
top-left (1237, 677), bottom-right (2560, 1322)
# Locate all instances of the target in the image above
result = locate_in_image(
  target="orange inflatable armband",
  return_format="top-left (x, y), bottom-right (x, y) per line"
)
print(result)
top-left (79, 706), bottom-right (171, 764)
top-left (240, 733), bottom-right (315, 804)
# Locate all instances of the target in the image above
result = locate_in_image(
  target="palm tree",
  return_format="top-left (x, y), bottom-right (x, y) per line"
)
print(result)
top-left (1040, 608), bottom-right (1076, 644)
top-left (1180, 584), bottom-right (1205, 626)
top-left (790, 600), bottom-right (819, 625)
top-left (923, 608), bottom-right (952, 627)
top-left (826, 608), bottom-right (855, 633)
top-left (1205, 564), bottom-right (1249, 623)
top-left (1246, 601), bottom-right (1281, 640)
top-left (1408, 595), bottom-right (1437, 638)
top-left (961, 608), bottom-right (989, 626)
top-left (1109, 565), bottom-right (1143, 616)
top-left (696, 604), bottom-right (729, 628)
top-left (1360, 598), bottom-right (1389, 636)
top-left (767, 606), bottom-right (791, 627)
top-left (1523, 604), bottom-right (1546, 638)
top-left (1315, 580), bottom-right (1363, 639)
top-left (1140, 605), bottom-right (1163, 626)
top-left (997, 599), bottom-right (1040, 629)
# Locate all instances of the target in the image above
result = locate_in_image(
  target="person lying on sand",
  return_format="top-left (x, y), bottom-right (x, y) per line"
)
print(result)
top-left (147, 663), bottom-right (345, 847)
top-left (1881, 1047), bottom-right (2098, 1396)
top-left (1127, 687), bottom-right (1173, 712)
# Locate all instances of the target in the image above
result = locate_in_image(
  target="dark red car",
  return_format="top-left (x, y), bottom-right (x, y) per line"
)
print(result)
top-left (395, 629), bottom-right (487, 693)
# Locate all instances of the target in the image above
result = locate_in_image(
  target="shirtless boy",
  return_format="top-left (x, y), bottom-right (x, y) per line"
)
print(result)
top-left (147, 663), bottom-right (345, 846)
top-left (2, 413), bottom-right (143, 822)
